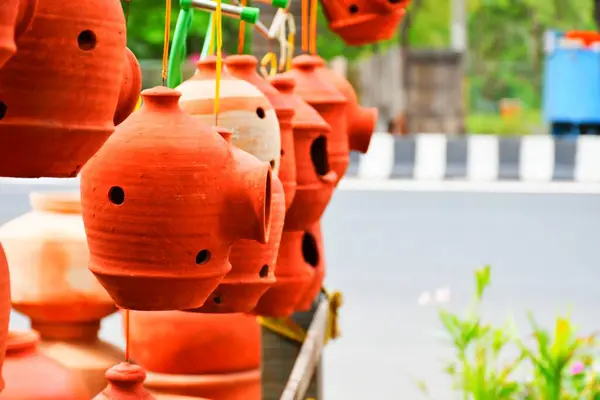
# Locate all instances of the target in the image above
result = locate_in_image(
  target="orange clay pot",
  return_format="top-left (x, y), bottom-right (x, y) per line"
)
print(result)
top-left (253, 230), bottom-right (315, 317)
top-left (296, 222), bottom-right (326, 312)
top-left (0, 0), bottom-right (36, 68)
top-left (285, 55), bottom-right (349, 184)
top-left (225, 55), bottom-right (297, 210)
top-left (0, 0), bottom-right (128, 178)
top-left (93, 363), bottom-right (155, 400)
top-left (128, 312), bottom-right (260, 400)
top-left (0, 192), bottom-right (121, 396)
top-left (152, 394), bottom-right (210, 400)
top-left (128, 312), bottom-right (260, 374)
top-left (0, 331), bottom-right (89, 399)
top-left (177, 56), bottom-right (281, 174)
top-left (269, 75), bottom-right (337, 232)
top-left (114, 47), bottom-right (142, 126)
top-left (315, 61), bottom-right (377, 153)
top-left (187, 146), bottom-right (284, 313)
top-left (321, 0), bottom-right (408, 46)
top-left (80, 87), bottom-right (273, 311)
top-left (0, 245), bottom-right (9, 393)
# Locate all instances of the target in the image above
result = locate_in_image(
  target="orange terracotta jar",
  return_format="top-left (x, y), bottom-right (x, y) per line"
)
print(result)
top-left (94, 363), bottom-right (155, 400)
top-left (114, 47), bottom-right (143, 126)
top-left (0, 331), bottom-right (89, 399)
top-left (0, 245), bottom-right (9, 393)
top-left (315, 60), bottom-right (377, 154)
top-left (177, 56), bottom-right (281, 174)
top-left (225, 55), bottom-right (297, 210)
top-left (128, 311), bottom-right (260, 400)
top-left (0, 192), bottom-right (122, 396)
top-left (0, 0), bottom-right (128, 178)
top-left (320, 0), bottom-right (408, 46)
top-left (253, 230), bottom-right (315, 317)
top-left (295, 222), bottom-right (326, 312)
top-left (0, 0), bottom-right (36, 68)
top-left (285, 55), bottom-right (349, 184)
top-left (269, 75), bottom-right (337, 232)
top-left (80, 87), bottom-right (273, 311)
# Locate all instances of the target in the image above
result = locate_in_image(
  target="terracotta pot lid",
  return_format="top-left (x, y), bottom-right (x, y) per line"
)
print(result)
top-left (287, 55), bottom-right (346, 105)
top-left (29, 192), bottom-right (81, 214)
top-left (225, 55), bottom-right (294, 116)
top-left (99, 362), bottom-right (156, 399)
top-left (194, 55), bottom-right (234, 80)
top-left (269, 75), bottom-right (331, 132)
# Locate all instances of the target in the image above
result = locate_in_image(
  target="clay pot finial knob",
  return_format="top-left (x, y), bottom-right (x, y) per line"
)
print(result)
top-left (195, 55), bottom-right (232, 79)
top-left (95, 363), bottom-right (155, 399)
top-left (225, 54), bottom-right (257, 73)
top-left (140, 87), bottom-right (182, 111)
top-left (268, 75), bottom-right (296, 94)
top-left (292, 54), bottom-right (324, 71)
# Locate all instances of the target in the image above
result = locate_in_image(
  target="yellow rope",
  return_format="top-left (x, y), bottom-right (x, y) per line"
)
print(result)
top-left (260, 52), bottom-right (278, 79)
top-left (214, 0), bottom-right (223, 125)
top-left (285, 12), bottom-right (296, 71)
top-left (161, 0), bottom-right (172, 85)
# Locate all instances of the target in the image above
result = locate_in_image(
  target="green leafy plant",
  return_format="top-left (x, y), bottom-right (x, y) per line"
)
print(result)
top-left (420, 265), bottom-right (600, 399)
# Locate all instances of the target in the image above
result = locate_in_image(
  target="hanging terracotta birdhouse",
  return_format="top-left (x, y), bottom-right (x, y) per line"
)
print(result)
top-left (320, 0), bottom-right (408, 46)
top-left (0, 0), bottom-right (36, 69)
top-left (80, 87), bottom-right (273, 311)
top-left (253, 230), bottom-right (315, 317)
top-left (128, 311), bottom-right (261, 400)
top-left (0, 0), bottom-right (128, 177)
top-left (187, 128), bottom-right (285, 314)
top-left (296, 222), bottom-right (326, 312)
top-left (114, 47), bottom-right (143, 126)
top-left (0, 331), bottom-right (89, 399)
top-left (177, 55), bottom-right (282, 175)
top-left (225, 55), bottom-right (297, 210)
top-left (315, 62), bottom-right (377, 154)
top-left (285, 55), bottom-right (349, 184)
top-left (93, 363), bottom-right (155, 400)
top-left (0, 245), bottom-right (9, 393)
top-left (269, 75), bottom-right (337, 232)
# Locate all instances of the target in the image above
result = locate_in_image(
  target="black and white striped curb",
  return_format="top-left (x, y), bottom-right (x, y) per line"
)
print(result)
top-left (347, 134), bottom-right (600, 182)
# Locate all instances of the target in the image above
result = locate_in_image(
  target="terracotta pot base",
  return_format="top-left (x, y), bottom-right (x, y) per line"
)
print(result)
top-left (13, 303), bottom-right (116, 327)
top-left (284, 185), bottom-right (336, 231)
top-left (329, 10), bottom-right (406, 46)
top-left (252, 277), bottom-right (312, 317)
top-left (145, 369), bottom-right (261, 400)
top-left (186, 278), bottom-right (274, 314)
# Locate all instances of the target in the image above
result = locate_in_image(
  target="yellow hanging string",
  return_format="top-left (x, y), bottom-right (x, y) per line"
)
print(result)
top-left (238, 0), bottom-right (247, 54)
top-left (285, 12), bottom-right (296, 71)
top-left (161, 0), bottom-right (172, 85)
top-left (214, 0), bottom-right (223, 125)
top-left (208, 13), bottom-right (216, 56)
top-left (301, 0), bottom-right (308, 52)
top-left (260, 52), bottom-right (278, 79)
top-left (309, 0), bottom-right (318, 55)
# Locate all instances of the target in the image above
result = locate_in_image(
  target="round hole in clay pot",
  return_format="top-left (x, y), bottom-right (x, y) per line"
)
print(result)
top-left (302, 232), bottom-right (319, 267)
top-left (78, 30), bottom-right (97, 51)
top-left (256, 107), bottom-right (266, 119)
top-left (0, 102), bottom-right (7, 119)
top-left (259, 265), bottom-right (269, 278)
top-left (108, 186), bottom-right (125, 205)
top-left (349, 4), bottom-right (359, 13)
top-left (213, 296), bottom-right (222, 304)
top-left (310, 135), bottom-right (330, 176)
top-left (196, 250), bottom-right (211, 265)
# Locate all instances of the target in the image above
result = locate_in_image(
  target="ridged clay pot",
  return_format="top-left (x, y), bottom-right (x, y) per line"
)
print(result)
top-left (0, 331), bottom-right (89, 399)
top-left (0, 0), bottom-right (127, 178)
top-left (114, 47), bottom-right (142, 126)
top-left (0, 192), bottom-right (121, 396)
top-left (128, 312), bottom-right (260, 374)
top-left (253, 230), bottom-right (315, 317)
top-left (285, 55), bottom-right (349, 184)
top-left (321, 0), bottom-right (408, 46)
top-left (315, 61), bottom-right (377, 153)
top-left (187, 136), bottom-right (285, 313)
top-left (80, 87), bottom-right (273, 311)
top-left (93, 363), bottom-right (155, 400)
top-left (128, 311), bottom-right (260, 400)
top-left (0, 245), bottom-right (9, 393)
top-left (0, 0), bottom-right (36, 68)
top-left (269, 75), bottom-right (337, 232)
top-left (296, 222), bottom-right (326, 312)
top-left (225, 55), bottom-right (297, 210)
top-left (177, 55), bottom-right (281, 174)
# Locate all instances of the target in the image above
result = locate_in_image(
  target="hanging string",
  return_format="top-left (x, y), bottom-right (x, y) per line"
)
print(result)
top-left (214, 0), bottom-right (223, 125)
top-left (285, 12), bottom-right (296, 71)
top-left (161, 0), bottom-right (173, 86)
top-left (309, 0), bottom-right (318, 54)
top-left (208, 13), bottom-right (216, 56)
top-left (237, 0), bottom-right (247, 54)
top-left (301, 0), bottom-right (308, 52)
top-left (124, 0), bottom-right (132, 26)
top-left (124, 309), bottom-right (130, 362)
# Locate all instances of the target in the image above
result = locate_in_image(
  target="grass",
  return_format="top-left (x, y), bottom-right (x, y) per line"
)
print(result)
top-left (467, 109), bottom-right (545, 136)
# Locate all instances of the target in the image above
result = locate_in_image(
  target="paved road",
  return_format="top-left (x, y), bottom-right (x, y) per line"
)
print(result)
top-left (3, 181), bottom-right (600, 399)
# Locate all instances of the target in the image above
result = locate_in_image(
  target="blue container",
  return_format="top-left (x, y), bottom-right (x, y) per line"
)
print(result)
top-left (543, 31), bottom-right (600, 125)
